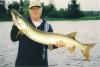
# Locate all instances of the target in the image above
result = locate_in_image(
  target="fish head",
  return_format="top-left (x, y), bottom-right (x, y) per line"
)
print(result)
top-left (11, 9), bottom-right (28, 30)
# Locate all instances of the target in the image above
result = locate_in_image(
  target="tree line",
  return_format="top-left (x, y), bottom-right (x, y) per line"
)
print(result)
top-left (0, 0), bottom-right (100, 21)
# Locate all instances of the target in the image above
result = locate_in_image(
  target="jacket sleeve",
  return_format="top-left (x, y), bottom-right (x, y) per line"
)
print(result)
top-left (48, 24), bottom-right (58, 49)
top-left (10, 25), bottom-right (20, 42)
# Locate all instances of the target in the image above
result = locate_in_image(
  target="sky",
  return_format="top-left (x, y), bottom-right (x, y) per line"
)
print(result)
top-left (5, 0), bottom-right (100, 11)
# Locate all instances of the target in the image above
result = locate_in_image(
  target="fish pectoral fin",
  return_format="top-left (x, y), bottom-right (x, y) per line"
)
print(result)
top-left (67, 32), bottom-right (77, 40)
top-left (82, 48), bottom-right (90, 60)
top-left (82, 43), bottom-right (95, 60)
top-left (68, 46), bottom-right (75, 55)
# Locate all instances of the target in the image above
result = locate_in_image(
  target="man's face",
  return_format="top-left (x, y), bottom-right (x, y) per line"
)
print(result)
top-left (29, 7), bottom-right (42, 19)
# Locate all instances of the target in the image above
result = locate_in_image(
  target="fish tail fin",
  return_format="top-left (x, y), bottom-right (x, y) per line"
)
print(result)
top-left (81, 43), bottom-right (95, 60)
top-left (68, 46), bottom-right (75, 55)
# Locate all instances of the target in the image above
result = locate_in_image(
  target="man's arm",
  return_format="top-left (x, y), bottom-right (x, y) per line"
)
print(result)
top-left (10, 25), bottom-right (20, 42)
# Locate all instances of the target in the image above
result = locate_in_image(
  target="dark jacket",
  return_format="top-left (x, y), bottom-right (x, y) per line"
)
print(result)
top-left (10, 17), bottom-right (57, 66)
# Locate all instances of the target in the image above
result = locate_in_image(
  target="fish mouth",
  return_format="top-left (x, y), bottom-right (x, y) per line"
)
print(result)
top-left (11, 9), bottom-right (22, 22)
top-left (11, 9), bottom-right (28, 30)
top-left (11, 9), bottom-right (20, 23)
top-left (11, 9), bottom-right (21, 18)
top-left (11, 9), bottom-right (20, 27)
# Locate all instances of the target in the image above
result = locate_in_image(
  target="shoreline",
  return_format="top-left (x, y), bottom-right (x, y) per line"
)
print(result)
top-left (0, 16), bottom-right (100, 22)
top-left (0, 19), bottom-right (100, 22)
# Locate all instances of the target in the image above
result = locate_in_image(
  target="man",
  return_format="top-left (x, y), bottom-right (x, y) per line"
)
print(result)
top-left (10, 0), bottom-right (65, 67)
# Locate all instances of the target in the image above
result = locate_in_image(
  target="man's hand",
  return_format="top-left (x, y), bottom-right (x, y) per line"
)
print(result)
top-left (54, 41), bottom-right (65, 48)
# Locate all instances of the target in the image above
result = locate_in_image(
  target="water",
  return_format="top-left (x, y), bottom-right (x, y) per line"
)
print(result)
top-left (0, 20), bottom-right (100, 67)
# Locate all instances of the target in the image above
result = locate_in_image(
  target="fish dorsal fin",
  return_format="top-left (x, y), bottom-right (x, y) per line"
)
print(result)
top-left (67, 32), bottom-right (77, 40)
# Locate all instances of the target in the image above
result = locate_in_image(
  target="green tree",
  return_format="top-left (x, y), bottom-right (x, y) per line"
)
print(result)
top-left (0, 1), bottom-right (8, 21)
top-left (8, 0), bottom-right (29, 20)
top-left (21, 0), bottom-right (29, 16)
top-left (67, 0), bottom-right (82, 18)
top-left (41, 3), bottom-right (46, 17)
top-left (11, 1), bottom-right (20, 12)
top-left (58, 8), bottom-right (67, 18)
top-left (19, 0), bottom-right (24, 15)
top-left (42, 3), bottom-right (58, 18)
top-left (48, 4), bottom-right (59, 18)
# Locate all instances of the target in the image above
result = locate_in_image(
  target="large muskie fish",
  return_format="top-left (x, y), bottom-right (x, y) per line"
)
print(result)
top-left (11, 9), bottom-right (95, 60)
